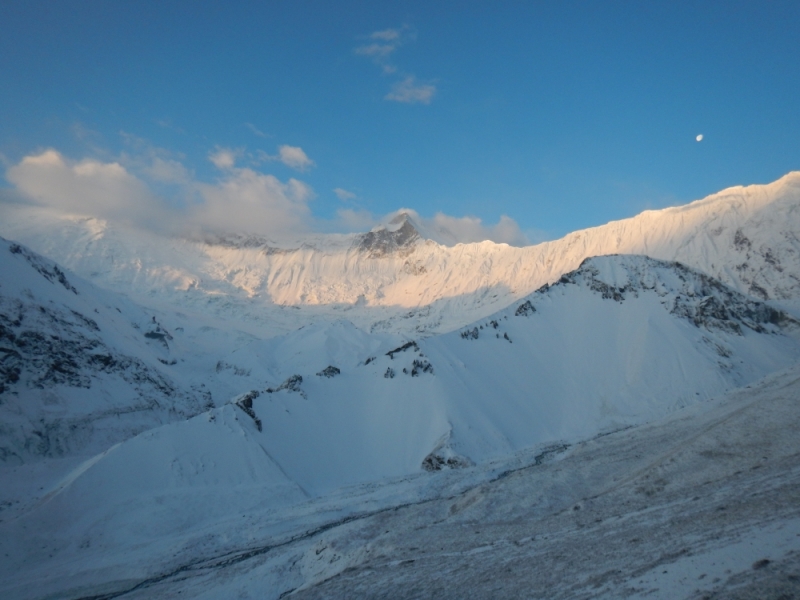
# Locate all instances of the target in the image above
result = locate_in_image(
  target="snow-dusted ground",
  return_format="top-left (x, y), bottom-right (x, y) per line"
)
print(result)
top-left (2, 363), bottom-right (798, 600)
top-left (282, 364), bottom-right (800, 600)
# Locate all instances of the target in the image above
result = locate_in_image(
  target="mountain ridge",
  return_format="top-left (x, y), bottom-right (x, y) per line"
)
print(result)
top-left (1, 172), bottom-right (799, 337)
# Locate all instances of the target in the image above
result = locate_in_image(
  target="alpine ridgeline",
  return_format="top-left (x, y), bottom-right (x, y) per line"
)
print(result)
top-left (1, 172), bottom-right (799, 338)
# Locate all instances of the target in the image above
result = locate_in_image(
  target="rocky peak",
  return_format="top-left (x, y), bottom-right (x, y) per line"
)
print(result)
top-left (354, 212), bottom-right (421, 258)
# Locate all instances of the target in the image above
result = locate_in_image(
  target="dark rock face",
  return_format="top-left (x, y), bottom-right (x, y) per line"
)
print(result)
top-left (386, 341), bottom-right (419, 359)
top-left (0, 296), bottom-right (206, 462)
top-left (547, 256), bottom-right (798, 335)
top-left (143, 317), bottom-right (173, 349)
top-left (0, 297), bottom-right (174, 397)
top-left (422, 451), bottom-right (471, 472)
top-left (235, 390), bottom-right (262, 431)
top-left (266, 375), bottom-right (306, 398)
top-left (354, 217), bottom-right (420, 258)
top-left (460, 327), bottom-right (479, 340)
top-left (410, 359), bottom-right (433, 376)
top-left (9, 243), bottom-right (78, 294)
top-left (316, 366), bottom-right (341, 378)
top-left (1, 240), bottom-right (210, 463)
top-left (515, 301), bottom-right (536, 317)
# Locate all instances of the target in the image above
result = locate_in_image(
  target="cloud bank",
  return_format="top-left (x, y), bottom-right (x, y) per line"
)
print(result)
top-left (6, 150), bottom-right (167, 228)
top-left (3, 148), bottom-right (530, 246)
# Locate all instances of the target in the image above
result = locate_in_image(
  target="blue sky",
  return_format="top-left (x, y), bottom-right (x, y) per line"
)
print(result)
top-left (1, 1), bottom-right (799, 243)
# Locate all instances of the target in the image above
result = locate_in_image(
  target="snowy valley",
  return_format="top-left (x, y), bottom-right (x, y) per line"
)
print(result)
top-left (1, 173), bottom-right (800, 599)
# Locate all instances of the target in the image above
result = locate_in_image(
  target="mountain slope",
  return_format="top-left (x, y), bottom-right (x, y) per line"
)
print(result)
top-left (15, 253), bottom-right (794, 501)
top-left (214, 254), bottom-right (800, 494)
top-left (0, 237), bottom-right (211, 463)
top-left (3, 349), bottom-right (800, 600)
top-left (1, 173), bottom-right (799, 336)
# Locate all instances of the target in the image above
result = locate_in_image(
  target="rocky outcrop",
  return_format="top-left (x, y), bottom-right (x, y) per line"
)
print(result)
top-left (354, 215), bottom-right (420, 258)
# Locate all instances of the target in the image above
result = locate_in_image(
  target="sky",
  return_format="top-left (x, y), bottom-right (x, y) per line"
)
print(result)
top-left (1, 0), bottom-right (799, 245)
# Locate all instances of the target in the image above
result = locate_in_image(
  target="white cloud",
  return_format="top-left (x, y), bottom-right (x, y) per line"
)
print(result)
top-left (3, 148), bottom-right (530, 246)
top-left (4, 149), bottom-right (316, 239)
top-left (370, 28), bottom-right (402, 41)
top-left (354, 43), bottom-right (396, 58)
top-left (385, 76), bottom-right (436, 104)
top-left (6, 149), bottom-right (167, 228)
top-left (427, 213), bottom-right (529, 246)
top-left (326, 206), bottom-right (530, 246)
top-left (355, 27), bottom-right (406, 61)
top-left (118, 131), bottom-right (192, 185)
top-left (193, 167), bottom-right (314, 236)
top-left (278, 145), bottom-right (315, 171)
top-left (143, 156), bottom-right (192, 184)
top-left (334, 187), bottom-right (357, 201)
top-left (332, 207), bottom-right (377, 232)
top-left (377, 208), bottom-right (529, 246)
top-left (209, 147), bottom-right (240, 170)
top-left (252, 145), bottom-right (315, 171)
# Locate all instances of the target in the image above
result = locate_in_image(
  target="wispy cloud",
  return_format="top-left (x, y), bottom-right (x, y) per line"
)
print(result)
top-left (424, 212), bottom-right (529, 246)
top-left (119, 132), bottom-right (192, 184)
top-left (354, 43), bottom-right (397, 59)
top-left (385, 76), bottom-right (436, 105)
top-left (154, 118), bottom-right (185, 134)
top-left (370, 28), bottom-right (402, 42)
top-left (193, 168), bottom-right (314, 236)
top-left (245, 122), bottom-right (269, 138)
top-left (354, 27), bottom-right (406, 66)
top-left (356, 26), bottom-right (437, 103)
top-left (334, 187), bottom-right (357, 201)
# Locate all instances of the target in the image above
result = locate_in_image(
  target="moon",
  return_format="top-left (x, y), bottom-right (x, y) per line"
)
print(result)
top-left (696, 134), bottom-right (704, 142)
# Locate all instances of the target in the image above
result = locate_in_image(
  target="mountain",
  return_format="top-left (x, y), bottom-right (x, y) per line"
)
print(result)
top-left (0, 237), bottom-right (213, 464)
top-left (4, 251), bottom-right (797, 491)
top-left (1, 172), bottom-right (799, 338)
top-left (0, 344), bottom-right (800, 600)
top-left (354, 212), bottom-right (422, 257)
top-left (171, 254), bottom-right (800, 494)
top-left (2, 174), bottom-right (800, 599)
top-left (3, 234), bottom-right (798, 475)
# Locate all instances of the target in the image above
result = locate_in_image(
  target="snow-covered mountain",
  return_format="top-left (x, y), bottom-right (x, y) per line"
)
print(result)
top-left (1, 172), bottom-right (799, 337)
top-left (0, 237), bottom-right (214, 463)
top-left (2, 173), bottom-right (800, 599)
top-left (0, 350), bottom-right (800, 600)
top-left (158, 254), bottom-right (800, 495)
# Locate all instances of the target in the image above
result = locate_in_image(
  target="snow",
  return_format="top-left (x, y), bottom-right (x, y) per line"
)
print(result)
top-left (1, 172), bottom-right (799, 338)
top-left (1, 173), bottom-right (800, 598)
top-left (3, 362), bottom-right (799, 599)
